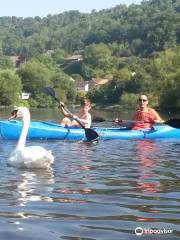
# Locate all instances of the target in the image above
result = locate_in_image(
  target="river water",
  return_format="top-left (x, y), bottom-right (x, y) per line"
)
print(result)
top-left (0, 108), bottom-right (179, 239)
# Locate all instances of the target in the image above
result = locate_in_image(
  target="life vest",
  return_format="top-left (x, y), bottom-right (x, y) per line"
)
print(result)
top-left (132, 108), bottom-right (156, 130)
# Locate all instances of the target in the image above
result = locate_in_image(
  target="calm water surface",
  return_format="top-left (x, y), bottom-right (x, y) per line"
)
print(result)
top-left (0, 108), bottom-right (180, 239)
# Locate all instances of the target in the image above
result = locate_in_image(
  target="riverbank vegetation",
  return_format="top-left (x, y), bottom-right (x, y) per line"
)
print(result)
top-left (0, 0), bottom-right (179, 111)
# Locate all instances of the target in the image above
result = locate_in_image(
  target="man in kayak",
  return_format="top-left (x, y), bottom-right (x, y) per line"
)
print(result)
top-left (59, 98), bottom-right (92, 128)
top-left (115, 95), bottom-right (164, 130)
top-left (131, 94), bottom-right (164, 130)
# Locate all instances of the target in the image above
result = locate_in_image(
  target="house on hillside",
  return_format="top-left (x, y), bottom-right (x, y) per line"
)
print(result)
top-left (75, 80), bottom-right (89, 92)
top-left (46, 50), bottom-right (54, 56)
top-left (20, 92), bottom-right (31, 100)
top-left (10, 55), bottom-right (26, 68)
top-left (74, 77), bottom-right (109, 92)
top-left (90, 78), bottom-right (109, 87)
top-left (60, 54), bottom-right (84, 70)
top-left (66, 54), bottom-right (83, 63)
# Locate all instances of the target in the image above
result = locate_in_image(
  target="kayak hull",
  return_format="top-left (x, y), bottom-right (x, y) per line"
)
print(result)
top-left (0, 120), bottom-right (180, 140)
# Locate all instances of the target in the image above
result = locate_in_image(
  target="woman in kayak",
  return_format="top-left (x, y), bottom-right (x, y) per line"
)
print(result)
top-left (59, 98), bottom-right (92, 128)
top-left (115, 95), bottom-right (164, 130)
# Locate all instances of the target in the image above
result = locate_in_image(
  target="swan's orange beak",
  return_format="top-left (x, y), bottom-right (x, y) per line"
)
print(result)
top-left (8, 110), bottom-right (18, 121)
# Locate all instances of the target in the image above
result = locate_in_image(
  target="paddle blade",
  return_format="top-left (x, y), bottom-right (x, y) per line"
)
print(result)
top-left (42, 86), bottom-right (55, 97)
top-left (42, 87), bottom-right (59, 103)
top-left (165, 119), bottom-right (180, 128)
top-left (85, 128), bottom-right (99, 142)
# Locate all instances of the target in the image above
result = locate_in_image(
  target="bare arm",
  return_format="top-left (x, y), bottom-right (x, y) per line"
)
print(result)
top-left (59, 102), bottom-right (72, 118)
top-left (150, 109), bottom-right (165, 123)
top-left (76, 113), bottom-right (92, 128)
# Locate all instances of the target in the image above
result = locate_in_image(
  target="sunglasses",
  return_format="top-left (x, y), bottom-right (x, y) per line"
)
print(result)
top-left (139, 99), bottom-right (148, 102)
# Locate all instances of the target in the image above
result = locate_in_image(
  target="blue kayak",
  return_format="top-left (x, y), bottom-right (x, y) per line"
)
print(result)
top-left (0, 120), bottom-right (180, 140)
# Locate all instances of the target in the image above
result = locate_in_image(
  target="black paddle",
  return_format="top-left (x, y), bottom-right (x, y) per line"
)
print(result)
top-left (42, 86), bottom-right (99, 142)
top-left (93, 116), bottom-right (180, 129)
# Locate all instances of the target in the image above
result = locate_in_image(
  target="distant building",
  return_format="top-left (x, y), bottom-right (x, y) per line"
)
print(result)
top-left (75, 78), bottom-right (109, 92)
top-left (61, 54), bottom-right (84, 69)
top-left (46, 50), bottom-right (54, 56)
top-left (84, 83), bottom-right (89, 92)
top-left (75, 80), bottom-right (88, 92)
top-left (21, 92), bottom-right (30, 100)
top-left (10, 56), bottom-right (19, 65)
top-left (10, 55), bottom-right (26, 68)
top-left (90, 78), bottom-right (109, 87)
top-left (66, 54), bottom-right (83, 62)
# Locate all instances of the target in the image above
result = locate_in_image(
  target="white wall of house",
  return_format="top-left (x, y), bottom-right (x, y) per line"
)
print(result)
top-left (21, 92), bottom-right (30, 100)
top-left (85, 83), bottom-right (89, 92)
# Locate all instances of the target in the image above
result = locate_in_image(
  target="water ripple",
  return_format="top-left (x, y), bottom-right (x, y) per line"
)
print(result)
top-left (0, 138), bottom-right (179, 239)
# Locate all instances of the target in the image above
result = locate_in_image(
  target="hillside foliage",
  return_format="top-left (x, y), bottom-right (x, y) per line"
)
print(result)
top-left (0, 0), bottom-right (179, 110)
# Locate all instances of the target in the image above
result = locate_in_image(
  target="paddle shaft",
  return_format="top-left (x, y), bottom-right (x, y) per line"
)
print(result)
top-left (93, 118), bottom-right (148, 124)
top-left (93, 117), bottom-right (180, 129)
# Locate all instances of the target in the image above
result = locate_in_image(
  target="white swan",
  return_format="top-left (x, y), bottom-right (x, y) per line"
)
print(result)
top-left (8, 107), bottom-right (54, 169)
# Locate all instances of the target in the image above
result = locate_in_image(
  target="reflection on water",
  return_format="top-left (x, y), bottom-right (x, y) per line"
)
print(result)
top-left (0, 108), bottom-right (179, 239)
top-left (135, 140), bottom-right (160, 193)
top-left (54, 145), bottom-right (93, 200)
top-left (17, 170), bottom-right (54, 207)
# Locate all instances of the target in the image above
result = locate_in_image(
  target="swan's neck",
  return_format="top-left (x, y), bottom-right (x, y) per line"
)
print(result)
top-left (16, 114), bottom-right (30, 150)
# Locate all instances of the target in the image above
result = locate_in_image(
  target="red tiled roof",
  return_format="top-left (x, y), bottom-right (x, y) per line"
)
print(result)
top-left (91, 78), bottom-right (109, 86)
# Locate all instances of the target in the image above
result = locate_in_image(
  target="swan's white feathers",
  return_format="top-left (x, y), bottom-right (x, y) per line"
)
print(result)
top-left (8, 146), bottom-right (54, 169)
top-left (8, 107), bottom-right (54, 169)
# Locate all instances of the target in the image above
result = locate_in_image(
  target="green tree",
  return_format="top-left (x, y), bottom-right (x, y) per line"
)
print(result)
top-left (51, 49), bottom-right (68, 64)
top-left (17, 60), bottom-right (51, 95)
top-left (0, 55), bottom-right (13, 69)
top-left (84, 43), bottom-right (112, 71)
top-left (0, 70), bottom-right (22, 105)
top-left (51, 70), bottom-right (76, 103)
